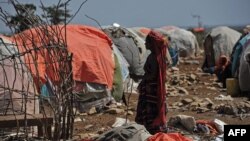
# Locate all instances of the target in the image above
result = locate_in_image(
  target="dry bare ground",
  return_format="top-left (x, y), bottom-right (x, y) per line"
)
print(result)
top-left (72, 56), bottom-right (250, 140)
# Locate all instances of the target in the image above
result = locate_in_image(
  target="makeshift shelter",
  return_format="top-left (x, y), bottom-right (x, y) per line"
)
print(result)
top-left (156, 26), bottom-right (199, 58)
top-left (202, 26), bottom-right (241, 69)
top-left (235, 33), bottom-right (250, 92)
top-left (111, 44), bottom-right (130, 101)
top-left (112, 45), bottom-right (129, 82)
top-left (11, 25), bottom-right (115, 112)
top-left (103, 25), bottom-right (147, 79)
top-left (0, 35), bottom-right (38, 115)
top-left (126, 28), bottom-right (148, 58)
top-left (96, 123), bottom-right (151, 141)
top-left (129, 27), bottom-right (151, 40)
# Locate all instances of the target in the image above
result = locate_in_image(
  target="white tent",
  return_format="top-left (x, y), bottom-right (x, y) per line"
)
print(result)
top-left (203, 26), bottom-right (241, 68)
top-left (155, 26), bottom-right (199, 57)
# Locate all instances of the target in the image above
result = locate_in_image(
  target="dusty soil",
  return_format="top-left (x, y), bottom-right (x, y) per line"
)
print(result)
top-left (73, 56), bottom-right (250, 139)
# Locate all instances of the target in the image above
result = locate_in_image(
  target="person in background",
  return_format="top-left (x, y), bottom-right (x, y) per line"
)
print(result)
top-left (214, 55), bottom-right (232, 88)
top-left (202, 35), bottom-right (216, 74)
top-left (135, 30), bottom-right (168, 134)
top-left (202, 54), bottom-right (232, 88)
top-left (167, 36), bottom-right (179, 66)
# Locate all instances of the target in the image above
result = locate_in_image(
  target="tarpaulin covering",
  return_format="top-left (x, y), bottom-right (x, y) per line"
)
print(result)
top-left (113, 45), bottom-right (129, 81)
top-left (11, 25), bottom-right (114, 90)
top-left (231, 33), bottom-right (250, 76)
top-left (96, 123), bottom-right (151, 141)
top-left (156, 27), bottom-right (199, 58)
top-left (103, 26), bottom-right (145, 77)
top-left (127, 28), bottom-right (148, 62)
top-left (239, 34), bottom-right (250, 92)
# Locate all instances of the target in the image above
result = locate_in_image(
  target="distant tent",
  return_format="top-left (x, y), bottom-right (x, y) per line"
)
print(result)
top-left (0, 35), bottom-right (38, 115)
top-left (129, 27), bottom-right (151, 40)
top-left (161, 25), bottom-right (178, 31)
top-left (192, 27), bottom-right (205, 33)
top-left (202, 26), bottom-right (241, 69)
top-left (155, 26), bottom-right (199, 58)
top-left (103, 26), bottom-right (146, 78)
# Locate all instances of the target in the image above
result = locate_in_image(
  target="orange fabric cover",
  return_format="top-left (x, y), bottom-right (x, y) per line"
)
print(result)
top-left (147, 133), bottom-right (192, 141)
top-left (0, 34), bottom-right (12, 41)
top-left (192, 27), bottom-right (205, 33)
top-left (140, 28), bottom-right (151, 36)
top-left (11, 25), bottom-right (114, 89)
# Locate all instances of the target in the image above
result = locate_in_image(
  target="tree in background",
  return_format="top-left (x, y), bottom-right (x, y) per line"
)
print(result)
top-left (41, 3), bottom-right (71, 25)
top-left (8, 3), bottom-right (40, 33)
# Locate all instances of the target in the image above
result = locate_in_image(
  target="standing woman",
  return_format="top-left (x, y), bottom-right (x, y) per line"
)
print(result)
top-left (135, 30), bottom-right (168, 134)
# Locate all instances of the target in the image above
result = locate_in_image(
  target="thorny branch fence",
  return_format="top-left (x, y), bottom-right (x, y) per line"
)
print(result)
top-left (0, 0), bottom-right (88, 140)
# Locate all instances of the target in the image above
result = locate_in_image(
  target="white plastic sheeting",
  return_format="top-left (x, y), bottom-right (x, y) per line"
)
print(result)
top-left (205, 26), bottom-right (241, 67)
top-left (0, 36), bottom-right (39, 115)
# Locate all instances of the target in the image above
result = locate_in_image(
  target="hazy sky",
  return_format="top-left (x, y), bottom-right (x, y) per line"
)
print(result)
top-left (0, 0), bottom-right (250, 32)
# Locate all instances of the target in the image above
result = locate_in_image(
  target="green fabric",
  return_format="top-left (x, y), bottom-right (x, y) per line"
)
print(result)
top-left (112, 54), bottom-right (123, 101)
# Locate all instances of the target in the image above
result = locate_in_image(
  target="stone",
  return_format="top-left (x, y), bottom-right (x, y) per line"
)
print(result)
top-left (190, 102), bottom-right (199, 109)
top-left (188, 82), bottom-right (192, 86)
top-left (84, 124), bottom-right (94, 130)
top-left (80, 113), bottom-right (88, 116)
top-left (127, 110), bottom-right (133, 115)
top-left (171, 67), bottom-right (179, 71)
top-left (106, 108), bottom-right (125, 114)
top-left (177, 87), bottom-right (189, 95)
top-left (208, 87), bottom-right (217, 91)
top-left (168, 115), bottom-right (196, 131)
top-left (97, 127), bottom-right (106, 134)
top-left (189, 74), bottom-right (197, 81)
top-left (112, 117), bottom-right (129, 127)
top-left (74, 117), bottom-right (83, 122)
top-left (197, 107), bottom-right (210, 113)
top-left (204, 98), bottom-right (214, 105)
top-left (182, 98), bottom-right (193, 105)
top-left (192, 97), bottom-right (202, 102)
top-left (214, 95), bottom-right (233, 101)
top-left (88, 107), bottom-right (97, 115)
top-left (184, 60), bottom-right (200, 65)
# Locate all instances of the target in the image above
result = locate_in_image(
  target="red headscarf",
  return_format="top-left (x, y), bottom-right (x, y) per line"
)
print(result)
top-left (146, 31), bottom-right (167, 126)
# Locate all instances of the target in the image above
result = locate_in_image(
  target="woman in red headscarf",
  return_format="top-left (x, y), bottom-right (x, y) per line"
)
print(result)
top-left (135, 30), bottom-right (168, 134)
